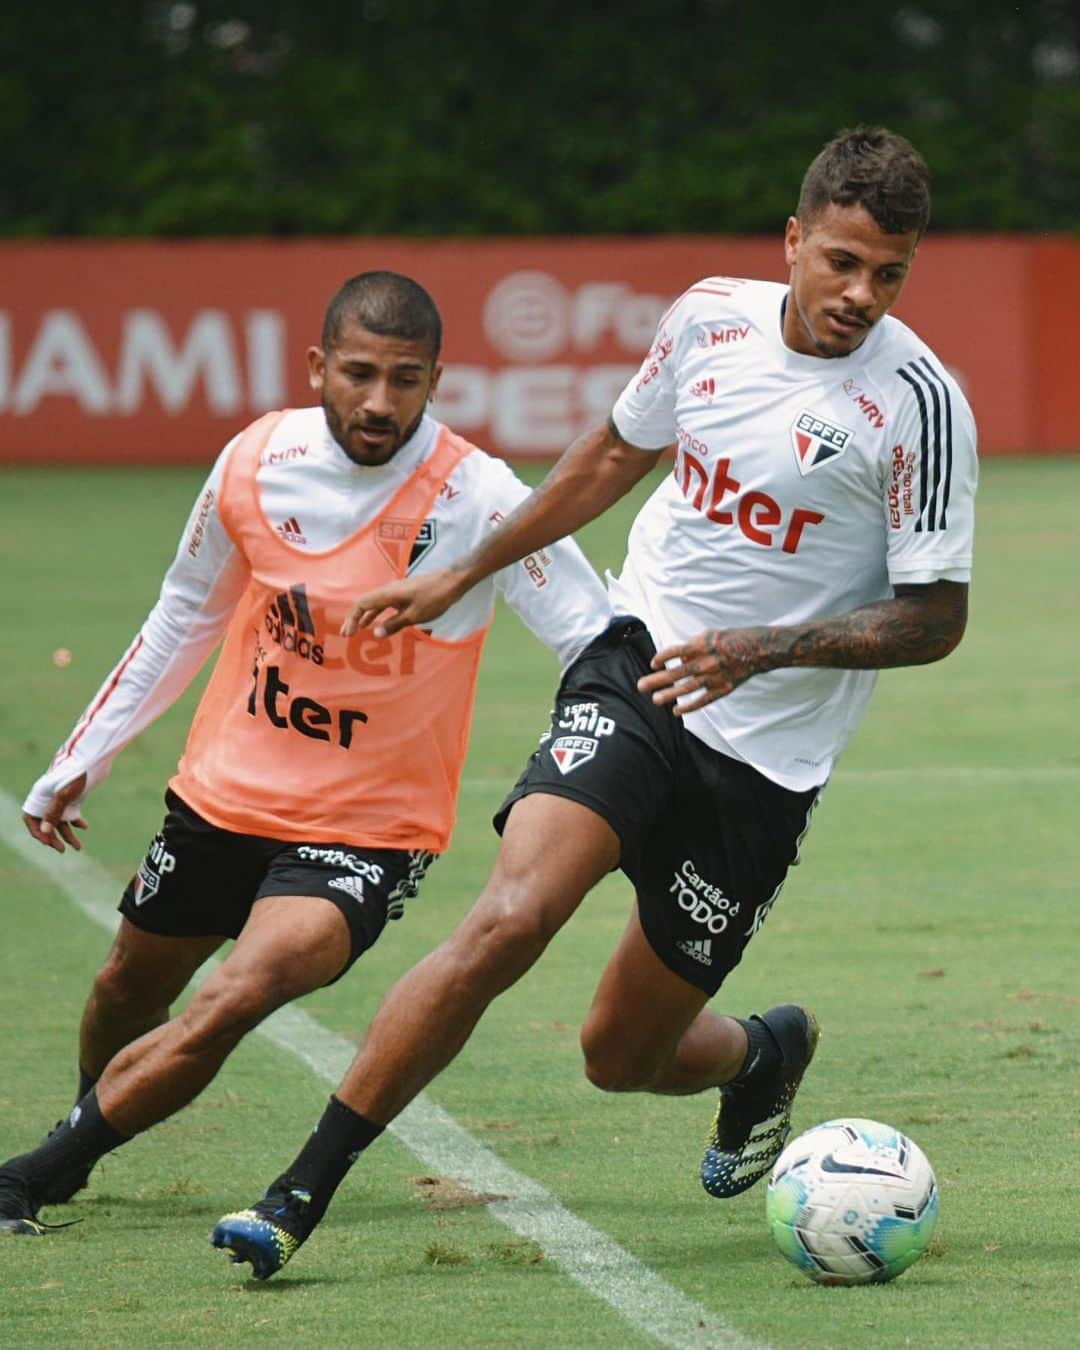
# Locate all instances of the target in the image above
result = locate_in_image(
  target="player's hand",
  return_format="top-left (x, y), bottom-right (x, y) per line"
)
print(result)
top-left (637, 628), bottom-right (779, 713)
top-left (22, 772), bottom-right (90, 853)
top-left (341, 569), bottom-right (465, 639)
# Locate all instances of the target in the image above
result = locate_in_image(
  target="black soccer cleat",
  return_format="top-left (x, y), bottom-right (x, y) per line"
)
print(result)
top-left (0, 1166), bottom-right (82, 1237)
top-left (701, 1004), bottom-right (820, 1199)
top-left (0, 1169), bottom-right (46, 1236)
top-left (211, 1177), bottom-right (319, 1280)
top-left (35, 1119), bottom-right (95, 1206)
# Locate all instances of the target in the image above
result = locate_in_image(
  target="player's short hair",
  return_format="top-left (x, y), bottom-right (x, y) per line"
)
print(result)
top-left (322, 271), bottom-right (442, 363)
top-left (797, 127), bottom-right (931, 237)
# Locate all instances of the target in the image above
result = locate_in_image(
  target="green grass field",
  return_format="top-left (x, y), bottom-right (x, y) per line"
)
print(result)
top-left (1, 457), bottom-right (1078, 1348)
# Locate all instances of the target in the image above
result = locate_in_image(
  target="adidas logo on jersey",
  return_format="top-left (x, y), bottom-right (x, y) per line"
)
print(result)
top-left (690, 377), bottom-right (717, 403)
top-left (276, 516), bottom-right (307, 545)
top-left (676, 938), bottom-right (713, 966)
top-left (264, 583), bottom-right (324, 664)
top-left (327, 875), bottom-right (366, 904)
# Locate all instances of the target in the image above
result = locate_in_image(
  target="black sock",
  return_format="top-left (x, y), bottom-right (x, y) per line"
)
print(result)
top-left (2, 1088), bottom-right (128, 1204)
top-left (732, 1015), bottom-right (782, 1082)
top-left (76, 1066), bottom-right (97, 1104)
top-left (278, 1095), bottom-right (384, 1222)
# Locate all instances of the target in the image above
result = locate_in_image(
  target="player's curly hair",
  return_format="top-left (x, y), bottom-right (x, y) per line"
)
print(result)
top-left (322, 271), bottom-right (442, 362)
top-left (797, 127), bottom-right (931, 237)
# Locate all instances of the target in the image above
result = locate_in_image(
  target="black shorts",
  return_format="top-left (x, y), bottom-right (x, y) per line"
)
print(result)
top-left (494, 618), bottom-right (820, 995)
top-left (119, 790), bottom-right (435, 982)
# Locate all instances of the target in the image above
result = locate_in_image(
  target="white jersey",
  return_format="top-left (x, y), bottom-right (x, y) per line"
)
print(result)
top-left (610, 277), bottom-right (977, 791)
top-left (25, 409), bottom-right (613, 818)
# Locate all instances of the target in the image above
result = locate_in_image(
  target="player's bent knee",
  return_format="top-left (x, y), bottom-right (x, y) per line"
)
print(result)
top-left (91, 955), bottom-right (168, 1017)
top-left (176, 970), bottom-right (288, 1051)
top-left (581, 1050), bottom-right (654, 1094)
top-left (453, 894), bottom-right (560, 981)
top-left (580, 1025), bottom-right (659, 1093)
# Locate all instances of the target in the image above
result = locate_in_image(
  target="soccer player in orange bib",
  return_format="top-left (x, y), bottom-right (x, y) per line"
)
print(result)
top-left (213, 129), bottom-right (977, 1279)
top-left (0, 272), bottom-right (612, 1238)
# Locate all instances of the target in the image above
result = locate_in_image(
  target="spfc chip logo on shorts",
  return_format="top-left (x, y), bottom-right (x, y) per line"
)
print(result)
top-left (791, 410), bottom-right (854, 476)
top-left (549, 701), bottom-right (615, 774)
top-left (550, 735), bottom-right (599, 775)
top-left (132, 834), bottom-right (176, 905)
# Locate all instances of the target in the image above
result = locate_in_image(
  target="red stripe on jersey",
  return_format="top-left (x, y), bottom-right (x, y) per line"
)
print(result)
top-left (56, 635), bottom-right (145, 764)
top-left (656, 281), bottom-right (747, 331)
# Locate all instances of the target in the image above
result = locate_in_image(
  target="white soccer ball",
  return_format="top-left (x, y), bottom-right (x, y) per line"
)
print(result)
top-left (764, 1118), bottom-right (939, 1285)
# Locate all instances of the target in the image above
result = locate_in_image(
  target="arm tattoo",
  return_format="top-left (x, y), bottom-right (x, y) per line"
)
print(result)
top-left (773, 582), bottom-right (968, 671)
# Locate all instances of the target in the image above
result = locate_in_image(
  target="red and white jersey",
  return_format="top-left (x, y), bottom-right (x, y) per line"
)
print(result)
top-left (609, 277), bottom-right (977, 791)
top-left (25, 408), bottom-right (612, 819)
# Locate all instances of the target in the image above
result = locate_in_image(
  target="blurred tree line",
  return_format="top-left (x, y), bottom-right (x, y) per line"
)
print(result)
top-left (2, 0), bottom-right (1076, 236)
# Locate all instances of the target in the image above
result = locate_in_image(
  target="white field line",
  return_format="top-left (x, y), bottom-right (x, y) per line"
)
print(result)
top-left (0, 789), bottom-right (759, 1350)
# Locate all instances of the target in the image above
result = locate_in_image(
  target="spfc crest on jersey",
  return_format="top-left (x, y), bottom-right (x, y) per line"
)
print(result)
top-left (791, 411), bottom-right (854, 476)
top-left (375, 518), bottom-right (437, 572)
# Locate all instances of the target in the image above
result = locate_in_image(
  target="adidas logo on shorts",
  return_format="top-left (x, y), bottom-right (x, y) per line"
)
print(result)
top-left (676, 937), bottom-right (713, 966)
top-left (327, 875), bottom-right (365, 904)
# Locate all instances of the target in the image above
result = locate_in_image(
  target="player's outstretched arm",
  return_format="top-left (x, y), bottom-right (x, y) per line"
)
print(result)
top-left (21, 450), bottom-right (246, 849)
top-left (22, 773), bottom-right (89, 853)
top-left (640, 581), bottom-right (968, 714)
top-left (342, 418), bottom-right (660, 638)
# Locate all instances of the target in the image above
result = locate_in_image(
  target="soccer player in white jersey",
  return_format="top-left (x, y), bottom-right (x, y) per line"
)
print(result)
top-left (208, 127), bottom-right (977, 1281)
top-left (0, 272), bottom-right (613, 1239)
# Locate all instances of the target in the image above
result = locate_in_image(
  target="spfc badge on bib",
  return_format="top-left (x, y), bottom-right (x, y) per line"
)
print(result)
top-left (407, 519), bottom-right (437, 572)
top-left (791, 411), bottom-right (853, 476)
top-left (376, 518), bottom-right (437, 572)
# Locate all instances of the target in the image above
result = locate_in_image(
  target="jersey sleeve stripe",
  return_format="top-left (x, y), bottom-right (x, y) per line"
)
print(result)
top-left (655, 281), bottom-right (747, 331)
top-left (897, 360), bottom-right (953, 533)
top-left (920, 367), bottom-right (944, 531)
top-left (916, 356), bottom-right (954, 529)
top-left (896, 367), bottom-right (932, 532)
top-left (53, 634), bottom-right (145, 765)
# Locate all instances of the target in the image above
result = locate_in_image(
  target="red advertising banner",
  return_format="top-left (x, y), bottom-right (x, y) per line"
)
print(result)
top-left (0, 236), bottom-right (1074, 462)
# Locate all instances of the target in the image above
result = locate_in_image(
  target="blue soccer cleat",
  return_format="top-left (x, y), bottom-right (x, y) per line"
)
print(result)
top-left (211, 1178), bottom-right (317, 1280)
top-left (701, 1004), bottom-right (820, 1199)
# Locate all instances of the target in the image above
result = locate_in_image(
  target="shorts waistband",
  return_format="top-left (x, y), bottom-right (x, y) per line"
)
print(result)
top-left (586, 615), bottom-right (649, 654)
